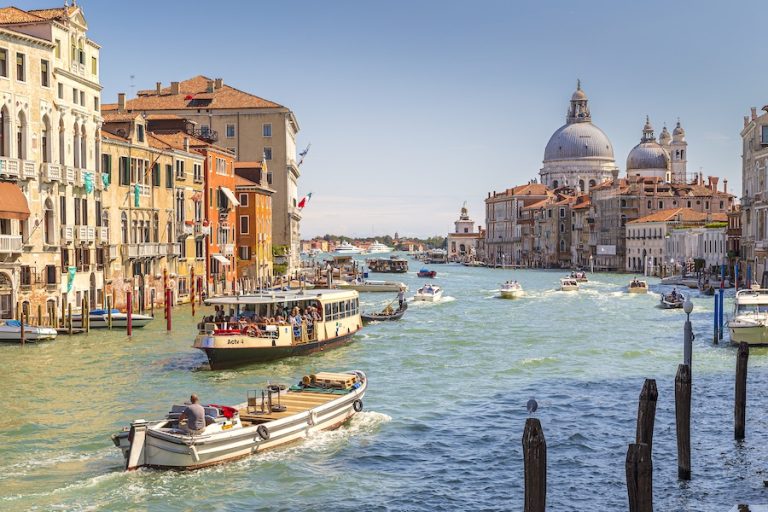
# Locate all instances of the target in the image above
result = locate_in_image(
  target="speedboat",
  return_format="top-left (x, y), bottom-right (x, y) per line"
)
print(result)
top-left (0, 319), bottom-right (57, 342)
top-left (660, 291), bottom-right (685, 309)
top-left (112, 370), bottom-right (367, 470)
top-left (333, 241), bottom-right (363, 255)
top-left (499, 281), bottom-right (524, 299)
top-left (417, 268), bottom-right (436, 278)
top-left (414, 284), bottom-right (443, 302)
top-left (72, 308), bottom-right (154, 328)
top-left (570, 271), bottom-right (588, 282)
top-left (728, 286), bottom-right (768, 345)
top-left (344, 279), bottom-right (407, 293)
top-left (560, 278), bottom-right (579, 291)
top-left (366, 240), bottom-right (393, 254)
top-left (628, 280), bottom-right (649, 294)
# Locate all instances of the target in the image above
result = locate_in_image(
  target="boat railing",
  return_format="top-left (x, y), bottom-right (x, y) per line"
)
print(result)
top-left (202, 322), bottom-right (280, 339)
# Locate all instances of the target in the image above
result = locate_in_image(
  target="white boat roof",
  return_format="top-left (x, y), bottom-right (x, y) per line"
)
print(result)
top-left (735, 289), bottom-right (768, 305)
top-left (204, 289), bottom-right (359, 306)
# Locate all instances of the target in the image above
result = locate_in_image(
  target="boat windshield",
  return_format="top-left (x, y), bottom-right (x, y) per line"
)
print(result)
top-left (735, 303), bottom-right (768, 315)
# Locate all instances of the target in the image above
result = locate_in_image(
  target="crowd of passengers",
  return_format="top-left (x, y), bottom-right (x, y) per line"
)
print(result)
top-left (199, 304), bottom-right (323, 340)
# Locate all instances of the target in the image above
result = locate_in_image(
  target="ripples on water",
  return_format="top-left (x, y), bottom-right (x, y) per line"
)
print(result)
top-left (1, 264), bottom-right (767, 510)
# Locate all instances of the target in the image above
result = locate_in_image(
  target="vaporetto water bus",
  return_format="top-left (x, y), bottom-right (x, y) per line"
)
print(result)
top-left (194, 289), bottom-right (362, 369)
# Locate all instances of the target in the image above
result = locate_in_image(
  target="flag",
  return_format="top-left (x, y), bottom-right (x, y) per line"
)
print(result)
top-left (298, 143), bottom-right (311, 167)
top-left (134, 184), bottom-right (140, 207)
top-left (298, 192), bottom-right (312, 209)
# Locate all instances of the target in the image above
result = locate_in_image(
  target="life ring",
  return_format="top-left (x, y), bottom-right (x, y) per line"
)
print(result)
top-left (352, 399), bottom-right (363, 412)
top-left (257, 425), bottom-right (270, 441)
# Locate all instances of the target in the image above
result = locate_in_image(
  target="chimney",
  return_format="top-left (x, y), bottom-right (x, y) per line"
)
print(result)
top-left (214, 78), bottom-right (223, 89)
top-left (171, 81), bottom-right (180, 95)
top-left (206, 80), bottom-right (214, 93)
top-left (183, 137), bottom-right (190, 152)
top-left (156, 82), bottom-right (162, 95)
top-left (710, 176), bottom-right (719, 192)
top-left (724, 179), bottom-right (728, 195)
top-left (117, 92), bottom-right (125, 113)
top-left (752, 107), bottom-right (757, 120)
top-left (745, 115), bottom-right (750, 127)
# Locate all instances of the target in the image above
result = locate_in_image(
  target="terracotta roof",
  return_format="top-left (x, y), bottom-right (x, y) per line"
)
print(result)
top-left (234, 161), bottom-right (264, 169)
top-left (27, 6), bottom-right (76, 20)
top-left (235, 175), bottom-right (257, 187)
top-left (148, 130), bottom-right (233, 155)
top-left (523, 198), bottom-right (552, 210)
top-left (144, 113), bottom-right (183, 121)
top-left (512, 183), bottom-right (550, 196)
top-left (629, 208), bottom-right (726, 224)
top-left (0, 7), bottom-right (44, 24)
top-left (102, 111), bottom-right (142, 122)
top-left (102, 75), bottom-right (284, 112)
top-left (100, 129), bottom-right (129, 142)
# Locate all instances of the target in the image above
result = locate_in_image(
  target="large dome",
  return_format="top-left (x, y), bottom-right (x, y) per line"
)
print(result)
top-left (627, 143), bottom-right (669, 170)
top-left (543, 122), bottom-right (615, 162)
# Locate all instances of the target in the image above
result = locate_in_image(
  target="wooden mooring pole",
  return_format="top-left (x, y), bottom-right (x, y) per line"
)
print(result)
top-left (36, 304), bottom-right (41, 327)
top-left (626, 443), bottom-right (652, 512)
top-left (635, 379), bottom-right (658, 453)
top-left (675, 364), bottom-right (691, 480)
top-left (735, 342), bottom-right (749, 440)
top-left (107, 295), bottom-right (113, 330)
top-left (166, 288), bottom-right (172, 331)
top-left (67, 303), bottom-right (72, 335)
top-left (522, 418), bottom-right (546, 512)
top-left (20, 311), bottom-right (25, 345)
top-left (126, 290), bottom-right (133, 336)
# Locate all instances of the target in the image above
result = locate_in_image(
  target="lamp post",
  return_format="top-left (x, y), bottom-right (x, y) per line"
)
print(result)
top-left (683, 298), bottom-right (693, 368)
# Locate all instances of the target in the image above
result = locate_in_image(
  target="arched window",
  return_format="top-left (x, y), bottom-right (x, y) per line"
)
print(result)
top-left (647, 200), bottom-right (652, 209)
top-left (80, 125), bottom-right (87, 169)
top-left (44, 198), bottom-right (54, 245)
top-left (121, 212), bottom-right (128, 244)
top-left (589, 179), bottom-right (596, 188)
top-left (579, 179), bottom-right (585, 191)
top-left (41, 115), bottom-right (51, 163)
top-left (552, 180), bottom-right (559, 189)
top-left (72, 121), bottom-right (80, 168)
top-left (560, 239), bottom-right (565, 252)
top-left (58, 118), bottom-right (65, 165)
top-left (16, 110), bottom-right (26, 159)
top-left (153, 213), bottom-right (159, 242)
top-left (131, 220), bottom-right (137, 244)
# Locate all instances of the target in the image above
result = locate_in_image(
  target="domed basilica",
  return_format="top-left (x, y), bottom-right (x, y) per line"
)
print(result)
top-left (540, 82), bottom-right (687, 190)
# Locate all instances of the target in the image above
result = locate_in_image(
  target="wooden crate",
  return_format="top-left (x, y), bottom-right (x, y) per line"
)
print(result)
top-left (313, 372), bottom-right (357, 389)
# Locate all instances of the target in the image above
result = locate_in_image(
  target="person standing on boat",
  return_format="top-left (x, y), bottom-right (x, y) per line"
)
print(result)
top-left (398, 288), bottom-right (405, 309)
top-left (179, 394), bottom-right (206, 434)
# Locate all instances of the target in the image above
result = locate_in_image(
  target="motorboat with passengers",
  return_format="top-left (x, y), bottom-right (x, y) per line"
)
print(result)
top-left (560, 278), bottom-right (579, 292)
top-left (499, 281), bottom-right (524, 299)
top-left (414, 284), bottom-right (443, 302)
top-left (628, 279), bottom-right (649, 294)
top-left (660, 289), bottom-right (685, 309)
top-left (112, 370), bottom-right (367, 470)
top-left (570, 271), bottom-right (588, 282)
top-left (194, 289), bottom-right (362, 369)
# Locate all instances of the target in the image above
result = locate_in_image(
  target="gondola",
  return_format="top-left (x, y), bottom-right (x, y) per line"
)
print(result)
top-left (361, 302), bottom-right (408, 323)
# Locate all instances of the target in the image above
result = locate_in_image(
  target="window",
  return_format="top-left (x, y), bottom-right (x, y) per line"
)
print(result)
top-left (55, 39), bottom-right (61, 58)
top-left (216, 157), bottom-right (226, 175)
top-left (263, 147), bottom-right (272, 160)
top-left (80, 91), bottom-right (85, 106)
top-left (193, 163), bottom-right (202, 182)
top-left (762, 125), bottom-right (768, 145)
top-left (93, 97), bottom-right (99, 111)
top-left (15, 53), bottom-right (24, 82)
top-left (266, 169), bottom-right (272, 185)
top-left (102, 154), bottom-right (112, 183)
top-left (119, 156), bottom-right (130, 186)
top-left (165, 164), bottom-right (173, 188)
top-left (238, 246), bottom-right (251, 260)
top-left (135, 124), bottom-right (145, 142)
top-left (175, 160), bottom-right (185, 179)
top-left (263, 123), bottom-right (272, 137)
top-left (239, 193), bottom-right (248, 206)
top-left (58, 83), bottom-right (63, 99)
top-left (95, 200), bottom-right (102, 227)
top-left (40, 59), bottom-right (49, 87)
top-left (72, 87), bottom-right (78, 103)
top-left (0, 49), bottom-right (6, 78)
top-left (658, 201), bottom-right (663, 209)
top-left (91, 56), bottom-right (97, 75)
top-left (74, 197), bottom-right (81, 225)
top-left (60, 195), bottom-right (67, 225)
top-left (195, 239), bottom-right (203, 259)
top-left (240, 215), bottom-right (249, 234)
top-left (226, 124), bottom-right (235, 138)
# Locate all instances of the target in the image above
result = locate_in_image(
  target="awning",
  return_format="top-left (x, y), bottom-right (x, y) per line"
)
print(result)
top-left (212, 254), bottom-right (231, 265)
top-left (220, 187), bottom-right (240, 207)
top-left (0, 183), bottom-right (30, 220)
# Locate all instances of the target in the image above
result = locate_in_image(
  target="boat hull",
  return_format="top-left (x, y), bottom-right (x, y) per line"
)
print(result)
top-left (628, 287), bottom-right (648, 294)
top-left (203, 331), bottom-right (358, 370)
top-left (414, 292), bottom-right (443, 302)
top-left (729, 323), bottom-right (768, 345)
top-left (560, 285), bottom-right (578, 292)
top-left (0, 327), bottom-right (57, 342)
top-left (500, 289), bottom-right (524, 299)
top-left (72, 314), bottom-right (154, 328)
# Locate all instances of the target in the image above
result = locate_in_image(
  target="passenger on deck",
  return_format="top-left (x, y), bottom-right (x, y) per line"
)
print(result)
top-left (179, 394), bottom-right (206, 434)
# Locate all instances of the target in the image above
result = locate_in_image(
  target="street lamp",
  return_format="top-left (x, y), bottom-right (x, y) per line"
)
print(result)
top-left (683, 298), bottom-right (693, 368)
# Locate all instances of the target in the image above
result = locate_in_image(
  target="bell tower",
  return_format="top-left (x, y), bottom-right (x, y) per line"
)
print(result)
top-left (670, 120), bottom-right (687, 183)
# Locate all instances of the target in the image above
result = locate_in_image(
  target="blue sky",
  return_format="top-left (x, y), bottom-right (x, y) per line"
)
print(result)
top-left (20, 0), bottom-right (764, 237)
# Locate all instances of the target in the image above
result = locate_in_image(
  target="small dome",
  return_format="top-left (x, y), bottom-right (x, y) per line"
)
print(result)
top-left (627, 142), bottom-right (670, 171)
top-left (659, 126), bottom-right (671, 144)
top-left (544, 122), bottom-right (615, 162)
top-left (571, 79), bottom-right (587, 101)
top-left (673, 120), bottom-right (685, 136)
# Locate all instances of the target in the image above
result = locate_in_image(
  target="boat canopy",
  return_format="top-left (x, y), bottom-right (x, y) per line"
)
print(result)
top-left (204, 289), bottom-right (359, 306)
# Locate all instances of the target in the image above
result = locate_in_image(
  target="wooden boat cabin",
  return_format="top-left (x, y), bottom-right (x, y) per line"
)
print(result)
top-left (194, 289), bottom-right (362, 369)
top-left (366, 257), bottom-right (408, 273)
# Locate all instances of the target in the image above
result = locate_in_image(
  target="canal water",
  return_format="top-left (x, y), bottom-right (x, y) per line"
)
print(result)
top-left (2, 261), bottom-right (767, 511)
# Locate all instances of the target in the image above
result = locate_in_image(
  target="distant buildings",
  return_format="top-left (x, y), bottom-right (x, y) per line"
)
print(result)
top-left (446, 204), bottom-right (483, 262)
top-left (739, 105), bottom-right (768, 282)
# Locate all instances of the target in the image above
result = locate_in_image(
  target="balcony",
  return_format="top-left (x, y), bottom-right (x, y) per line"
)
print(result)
top-left (167, 242), bottom-right (181, 256)
top-left (175, 171), bottom-right (186, 181)
top-left (61, 226), bottom-right (74, 244)
top-left (65, 166), bottom-right (76, 184)
top-left (0, 235), bottom-right (22, 253)
top-left (135, 184), bottom-right (151, 197)
top-left (97, 227), bottom-right (109, 245)
top-left (0, 157), bottom-right (20, 179)
top-left (194, 222), bottom-right (210, 238)
top-left (108, 245), bottom-right (118, 260)
top-left (21, 160), bottom-right (35, 180)
top-left (75, 226), bottom-right (96, 244)
top-left (189, 127), bottom-right (218, 143)
top-left (41, 163), bottom-right (62, 182)
top-left (221, 243), bottom-right (235, 256)
top-left (179, 222), bottom-right (194, 238)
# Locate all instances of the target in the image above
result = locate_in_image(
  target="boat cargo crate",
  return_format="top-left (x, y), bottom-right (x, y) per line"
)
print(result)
top-left (312, 372), bottom-right (357, 389)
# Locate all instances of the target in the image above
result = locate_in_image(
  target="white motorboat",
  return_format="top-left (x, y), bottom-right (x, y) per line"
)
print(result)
top-left (72, 308), bottom-right (154, 328)
top-left (728, 286), bottom-right (768, 345)
top-left (570, 271), bottom-right (588, 282)
top-left (660, 291), bottom-right (685, 309)
top-left (333, 241), bottom-right (363, 255)
top-left (499, 281), bottom-right (524, 299)
top-left (414, 284), bottom-right (443, 302)
top-left (112, 370), bottom-right (367, 470)
top-left (0, 320), bottom-right (57, 342)
top-left (628, 279), bottom-right (649, 294)
top-left (344, 279), bottom-right (407, 293)
top-left (560, 278), bottom-right (579, 291)
top-left (366, 240), bottom-right (393, 254)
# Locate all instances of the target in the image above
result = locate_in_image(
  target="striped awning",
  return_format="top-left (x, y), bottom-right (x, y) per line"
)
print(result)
top-left (0, 183), bottom-right (30, 220)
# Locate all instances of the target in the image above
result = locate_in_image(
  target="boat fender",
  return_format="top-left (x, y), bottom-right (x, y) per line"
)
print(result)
top-left (257, 425), bottom-right (270, 441)
top-left (353, 399), bottom-right (363, 412)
